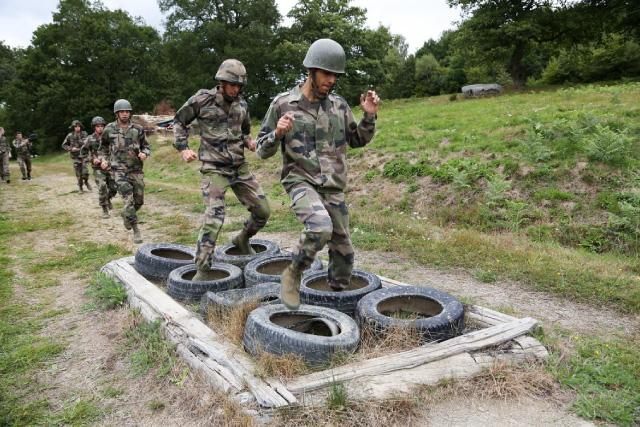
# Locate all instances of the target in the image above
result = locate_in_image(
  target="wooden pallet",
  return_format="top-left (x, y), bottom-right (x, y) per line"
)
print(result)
top-left (102, 257), bottom-right (547, 408)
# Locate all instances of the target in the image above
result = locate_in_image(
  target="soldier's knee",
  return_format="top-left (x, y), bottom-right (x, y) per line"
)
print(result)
top-left (305, 227), bottom-right (332, 250)
top-left (253, 203), bottom-right (270, 225)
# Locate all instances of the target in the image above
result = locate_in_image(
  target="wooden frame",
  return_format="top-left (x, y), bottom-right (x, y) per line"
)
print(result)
top-left (102, 257), bottom-right (547, 408)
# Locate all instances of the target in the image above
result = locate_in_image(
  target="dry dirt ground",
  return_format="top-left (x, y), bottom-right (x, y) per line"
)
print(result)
top-left (5, 161), bottom-right (636, 426)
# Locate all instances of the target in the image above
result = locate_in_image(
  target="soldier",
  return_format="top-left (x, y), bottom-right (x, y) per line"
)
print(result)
top-left (12, 131), bottom-right (33, 180)
top-left (256, 38), bottom-right (380, 309)
top-left (62, 120), bottom-right (91, 192)
top-left (100, 99), bottom-right (150, 244)
top-left (81, 116), bottom-right (117, 218)
top-left (0, 127), bottom-right (10, 183)
top-left (173, 59), bottom-right (271, 281)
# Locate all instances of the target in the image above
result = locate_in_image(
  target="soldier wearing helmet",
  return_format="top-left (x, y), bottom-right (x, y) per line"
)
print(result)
top-left (81, 116), bottom-right (117, 218)
top-left (256, 38), bottom-right (381, 309)
top-left (62, 119), bottom-right (91, 192)
top-left (99, 99), bottom-right (151, 243)
top-left (173, 59), bottom-right (271, 281)
top-left (13, 131), bottom-right (33, 180)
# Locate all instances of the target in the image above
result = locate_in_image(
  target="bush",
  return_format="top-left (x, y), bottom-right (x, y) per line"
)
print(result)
top-left (584, 125), bottom-right (632, 166)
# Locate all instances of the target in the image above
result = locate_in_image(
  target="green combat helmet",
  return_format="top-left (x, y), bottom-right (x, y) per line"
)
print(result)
top-left (303, 38), bottom-right (346, 74)
top-left (113, 99), bottom-right (132, 113)
top-left (91, 116), bottom-right (107, 127)
top-left (215, 59), bottom-right (247, 85)
top-left (69, 119), bottom-right (84, 129)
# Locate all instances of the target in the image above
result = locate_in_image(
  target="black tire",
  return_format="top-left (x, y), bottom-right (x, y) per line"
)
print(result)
top-left (299, 269), bottom-right (381, 316)
top-left (355, 286), bottom-right (465, 342)
top-left (213, 239), bottom-right (280, 270)
top-left (134, 243), bottom-right (195, 281)
top-left (243, 253), bottom-right (323, 288)
top-left (167, 263), bottom-right (243, 302)
top-left (243, 304), bottom-right (360, 365)
top-left (200, 282), bottom-right (281, 318)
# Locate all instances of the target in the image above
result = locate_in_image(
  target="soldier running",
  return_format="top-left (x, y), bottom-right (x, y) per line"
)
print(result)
top-left (100, 99), bottom-right (150, 243)
top-left (256, 38), bottom-right (380, 309)
top-left (62, 120), bottom-right (91, 192)
top-left (173, 59), bottom-right (271, 281)
top-left (81, 116), bottom-right (117, 218)
top-left (13, 131), bottom-right (33, 181)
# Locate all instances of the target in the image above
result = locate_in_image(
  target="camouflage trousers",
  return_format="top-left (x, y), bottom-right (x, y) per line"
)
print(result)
top-left (93, 168), bottom-right (117, 208)
top-left (18, 155), bottom-right (31, 178)
top-left (287, 182), bottom-right (353, 288)
top-left (72, 158), bottom-right (89, 184)
top-left (195, 163), bottom-right (270, 270)
top-left (0, 152), bottom-right (9, 181)
top-left (113, 169), bottom-right (144, 228)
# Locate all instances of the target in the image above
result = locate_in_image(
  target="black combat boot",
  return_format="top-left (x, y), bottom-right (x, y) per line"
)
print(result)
top-left (131, 223), bottom-right (143, 244)
top-left (280, 264), bottom-right (302, 310)
top-left (84, 178), bottom-right (92, 191)
top-left (101, 206), bottom-right (110, 219)
top-left (231, 229), bottom-right (255, 255)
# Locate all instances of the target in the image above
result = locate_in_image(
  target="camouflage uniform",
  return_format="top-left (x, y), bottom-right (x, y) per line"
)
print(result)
top-left (174, 86), bottom-right (270, 269)
top-left (256, 83), bottom-right (376, 288)
top-left (0, 134), bottom-right (10, 182)
top-left (81, 132), bottom-right (117, 209)
top-left (100, 121), bottom-right (150, 229)
top-left (62, 129), bottom-right (89, 188)
top-left (13, 138), bottom-right (32, 180)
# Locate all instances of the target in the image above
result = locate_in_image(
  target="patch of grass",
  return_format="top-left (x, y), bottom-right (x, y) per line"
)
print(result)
top-left (122, 313), bottom-right (178, 379)
top-left (547, 334), bottom-right (640, 426)
top-left (148, 399), bottom-right (165, 411)
top-left (52, 399), bottom-right (103, 425)
top-left (28, 242), bottom-right (128, 277)
top-left (102, 386), bottom-right (124, 398)
top-left (327, 381), bottom-right (348, 409)
top-left (254, 350), bottom-right (308, 380)
top-left (85, 273), bottom-right (127, 310)
top-left (472, 268), bottom-right (498, 283)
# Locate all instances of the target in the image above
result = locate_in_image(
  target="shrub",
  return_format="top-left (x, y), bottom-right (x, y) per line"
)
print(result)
top-left (584, 125), bottom-right (632, 166)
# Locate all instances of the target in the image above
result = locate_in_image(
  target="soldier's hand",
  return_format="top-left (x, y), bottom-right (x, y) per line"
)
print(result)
top-left (360, 90), bottom-right (380, 115)
top-left (275, 112), bottom-right (294, 139)
top-left (245, 138), bottom-right (257, 152)
top-left (100, 160), bottom-right (109, 170)
top-left (138, 152), bottom-right (147, 161)
top-left (92, 158), bottom-right (101, 166)
top-left (72, 147), bottom-right (80, 152)
top-left (181, 149), bottom-right (197, 163)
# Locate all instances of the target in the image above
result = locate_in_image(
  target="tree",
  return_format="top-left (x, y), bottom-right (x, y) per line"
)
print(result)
top-left (3, 0), bottom-right (168, 152)
top-left (160, 0), bottom-right (282, 115)
top-left (447, 0), bottom-right (566, 87)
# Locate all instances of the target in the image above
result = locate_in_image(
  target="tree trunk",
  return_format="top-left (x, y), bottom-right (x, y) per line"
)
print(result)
top-left (509, 42), bottom-right (526, 87)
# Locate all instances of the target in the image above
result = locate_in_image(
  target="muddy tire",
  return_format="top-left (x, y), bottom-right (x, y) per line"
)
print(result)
top-left (243, 304), bottom-right (359, 365)
top-left (299, 269), bottom-right (381, 316)
top-left (244, 253), bottom-right (323, 288)
top-left (213, 239), bottom-right (280, 270)
top-left (134, 243), bottom-right (195, 281)
top-left (356, 286), bottom-right (465, 342)
top-left (200, 282), bottom-right (281, 318)
top-left (167, 263), bottom-right (243, 302)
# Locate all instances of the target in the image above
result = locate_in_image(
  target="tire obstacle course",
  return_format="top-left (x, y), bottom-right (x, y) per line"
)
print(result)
top-left (102, 240), bottom-right (547, 408)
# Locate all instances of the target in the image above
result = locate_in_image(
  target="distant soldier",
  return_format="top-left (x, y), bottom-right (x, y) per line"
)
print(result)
top-left (173, 59), bottom-right (271, 281)
top-left (13, 131), bottom-right (33, 181)
top-left (100, 99), bottom-right (150, 243)
top-left (0, 127), bottom-right (10, 183)
top-left (62, 120), bottom-right (91, 192)
top-left (256, 38), bottom-right (380, 309)
top-left (81, 116), bottom-right (117, 218)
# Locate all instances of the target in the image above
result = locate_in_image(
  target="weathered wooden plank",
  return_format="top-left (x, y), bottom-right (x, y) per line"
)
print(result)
top-left (102, 257), bottom-right (297, 408)
top-left (286, 317), bottom-right (538, 394)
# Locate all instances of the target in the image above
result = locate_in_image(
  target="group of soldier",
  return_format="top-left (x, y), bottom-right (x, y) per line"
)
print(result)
top-left (0, 128), bottom-right (34, 183)
top-left (6, 38), bottom-right (379, 310)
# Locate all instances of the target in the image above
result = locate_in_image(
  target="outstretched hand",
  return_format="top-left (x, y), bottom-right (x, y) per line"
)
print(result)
top-left (360, 90), bottom-right (380, 115)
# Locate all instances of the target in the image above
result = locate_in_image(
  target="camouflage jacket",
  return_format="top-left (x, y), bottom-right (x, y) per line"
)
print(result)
top-left (81, 132), bottom-right (110, 170)
top-left (100, 121), bottom-right (150, 171)
top-left (13, 139), bottom-right (31, 157)
top-left (0, 136), bottom-right (8, 154)
top-left (173, 86), bottom-right (251, 173)
top-left (62, 131), bottom-right (88, 159)
top-left (256, 84), bottom-right (376, 192)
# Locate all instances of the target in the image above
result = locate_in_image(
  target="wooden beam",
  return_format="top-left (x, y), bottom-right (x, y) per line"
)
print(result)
top-left (286, 317), bottom-right (538, 394)
top-left (102, 257), bottom-right (297, 408)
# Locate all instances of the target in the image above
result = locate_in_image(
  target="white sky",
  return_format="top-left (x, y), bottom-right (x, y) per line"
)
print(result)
top-left (0, 0), bottom-right (462, 54)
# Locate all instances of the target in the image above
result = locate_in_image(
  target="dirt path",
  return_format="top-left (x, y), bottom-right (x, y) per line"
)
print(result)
top-left (4, 161), bottom-right (624, 425)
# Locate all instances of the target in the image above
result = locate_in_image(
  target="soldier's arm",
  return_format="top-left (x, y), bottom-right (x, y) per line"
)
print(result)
top-left (173, 98), bottom-right (199, 152)
top-left (139, 129), bottom-right (151, 157)
top-left (79, 137), bottom-right (91, 158)
top-left (345, 106), bottom-right (376, 149)
top-left (61, 134), bottom-right (71, 151)
top-left (256, 102), bottom-right (280, 159)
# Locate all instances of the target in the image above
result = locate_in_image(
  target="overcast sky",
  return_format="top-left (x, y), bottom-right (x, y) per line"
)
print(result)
top-left (0, 0), bottom-right (463, 53)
